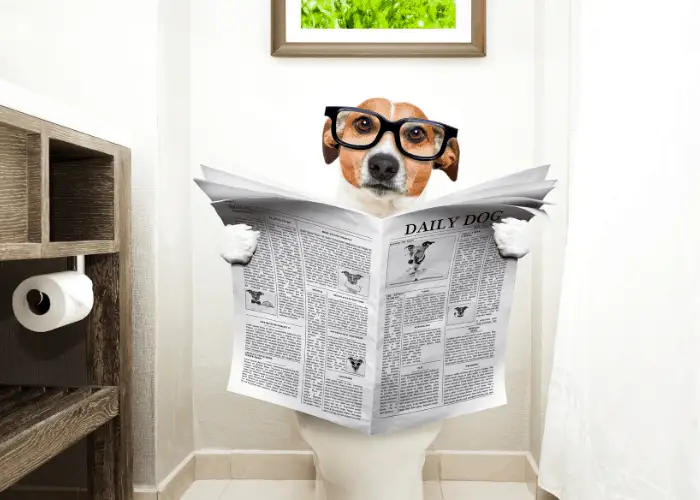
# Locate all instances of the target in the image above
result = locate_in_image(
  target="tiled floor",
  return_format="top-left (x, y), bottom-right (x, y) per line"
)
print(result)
top-left (181, 479), bottom-right (534, 500)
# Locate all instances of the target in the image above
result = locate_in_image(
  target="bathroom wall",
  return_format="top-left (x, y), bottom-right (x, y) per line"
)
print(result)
top-left (0, 0), bottom-right (160, 484)
top-left (0, 0), bottom-right (195, 486)
top-left (191, 0), bottom-right (538, 452)
top-left (530, 0), bottom-right (573, 462)
top-left (155, 0), bottom-right (196, 483)
top-left (0, 0), bottom-right (570, 484)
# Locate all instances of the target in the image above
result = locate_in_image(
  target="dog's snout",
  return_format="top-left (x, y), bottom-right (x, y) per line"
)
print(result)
top-left (368, 154), bottom-right (399, 181)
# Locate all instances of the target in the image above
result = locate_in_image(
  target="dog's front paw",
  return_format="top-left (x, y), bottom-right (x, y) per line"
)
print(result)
top-left (492, 218), bottom-right (532, 259)
top-left (221, 224), bottom-right (260, 265)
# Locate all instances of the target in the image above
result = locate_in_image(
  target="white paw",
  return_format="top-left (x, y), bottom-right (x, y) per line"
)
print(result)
top-left (221, 224), bottom-right (260, 265)
top-left (492, 218), bottom-right (532, 259)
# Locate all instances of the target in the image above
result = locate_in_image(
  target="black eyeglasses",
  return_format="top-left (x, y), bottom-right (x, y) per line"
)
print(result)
top-left (325, 106), bottom-right (458, 161)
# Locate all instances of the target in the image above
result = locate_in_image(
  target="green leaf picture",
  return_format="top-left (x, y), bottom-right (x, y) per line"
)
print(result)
top-left (301, 0), bottom-right (457, 29)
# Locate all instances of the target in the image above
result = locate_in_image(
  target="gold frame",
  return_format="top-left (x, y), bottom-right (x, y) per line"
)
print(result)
top-left (272, 0), bottom-right (486, 57)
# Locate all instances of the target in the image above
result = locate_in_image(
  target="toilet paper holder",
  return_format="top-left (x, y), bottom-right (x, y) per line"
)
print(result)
top-left (67, 255), bottom-right (86, 274)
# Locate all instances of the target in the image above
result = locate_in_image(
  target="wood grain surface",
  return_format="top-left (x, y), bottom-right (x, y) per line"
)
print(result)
top-left (0, 104), bottom-right (132, 499)
top-left (0, 387), bottom-right (118, 492)
top-left (0, 123), bottom-right (30, 244)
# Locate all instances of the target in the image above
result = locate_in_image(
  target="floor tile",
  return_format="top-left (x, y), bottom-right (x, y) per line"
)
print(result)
top-left (219, 480), bottom-right (316, 500)
top-left (182, 479), bottom-right (534, 500)
top-left (180, 480), bottom-right (230, 500)
top-left (440, 481), bottom-right (534, 500)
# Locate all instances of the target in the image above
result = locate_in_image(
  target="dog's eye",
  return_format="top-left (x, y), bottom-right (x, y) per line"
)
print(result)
top-left (354, 117), bottom-right (373, 133)
top-left (405, 126), bottom-right (427, 143)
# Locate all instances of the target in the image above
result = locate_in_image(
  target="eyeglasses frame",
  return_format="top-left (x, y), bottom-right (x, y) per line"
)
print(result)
top-left (324, 106), bottom-right (458, 162)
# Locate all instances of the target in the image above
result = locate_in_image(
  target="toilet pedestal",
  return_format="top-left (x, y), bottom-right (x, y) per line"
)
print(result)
top-left (295, 412), bottom-right (443, 500)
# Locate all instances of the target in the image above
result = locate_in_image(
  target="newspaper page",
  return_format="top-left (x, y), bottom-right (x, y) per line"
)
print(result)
top-left (195, 165), bottom-right (553, 434)
top-left (198, 185), bottom-right (384, 433)
top-left (370, 203), bottom-right (538, 434)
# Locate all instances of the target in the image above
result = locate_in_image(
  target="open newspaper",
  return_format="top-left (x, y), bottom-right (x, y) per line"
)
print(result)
top-left (195, 165), bottom-right (555, 434)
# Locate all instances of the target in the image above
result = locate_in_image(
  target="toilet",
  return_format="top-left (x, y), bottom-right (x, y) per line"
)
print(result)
top-left (296, 411), bottom-right (443, 500)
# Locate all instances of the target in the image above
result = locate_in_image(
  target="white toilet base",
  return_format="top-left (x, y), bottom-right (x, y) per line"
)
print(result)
top-left (296, 412), bottom-right (443, 500)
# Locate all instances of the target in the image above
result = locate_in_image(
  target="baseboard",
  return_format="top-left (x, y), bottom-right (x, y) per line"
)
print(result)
top-left (155, 452), bottom-right (196, 500)
top-left (525, 452), bottom-right (559, 500)
top-left (134, 486), bottom-right (159, 500)
top-left (4, 451), bottom-right (556, 500)
top-left (194, 449), bottom-right (545, 483)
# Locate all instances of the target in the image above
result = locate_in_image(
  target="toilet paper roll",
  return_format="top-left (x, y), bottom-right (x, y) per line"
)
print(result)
top-left (12, 271), bottom-right (94, 332)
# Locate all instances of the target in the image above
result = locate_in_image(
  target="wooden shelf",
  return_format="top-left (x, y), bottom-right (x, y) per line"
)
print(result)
top-left (0, 102), bottom-right (132, 498)
top-left (0, 241), bottom-right (118, 261)
top-left (0, 243), bottom-right (42, 261)
top-left (0, 386), bottom-right (118, 492)
top-left (0, 105), bottom-right (122, 261)
top-left (0, 120), bottom-right (41, 247)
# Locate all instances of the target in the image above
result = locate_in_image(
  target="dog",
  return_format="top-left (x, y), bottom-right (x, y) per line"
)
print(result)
top-left (342, 271), bottom-right (364, 286)
top-left (246, 289), bottom-right (274, 308)
top-left (348, 357), bottom-right (364, 373)
top-left (453, 306), bottom-right (469, 318)
top-left (341, 271), bottom-right (364, 293)
top-left (219, 98), bottom-right (532, 265)
top-left (405, 240), bottom-right (434, 280)
top-left (246, 289), bottom-right (263, 305)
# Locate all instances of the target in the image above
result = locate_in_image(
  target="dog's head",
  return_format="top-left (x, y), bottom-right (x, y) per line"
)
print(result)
top-left (454, 306), bottom-right (468, 317)
top-left (323, 98), bottom-right (460, 199)
top-left (348, 357), bottom-right (364, 372)
top-left (246, 289), bottom-right (263, 301)
top-left (342, 271), bottom-right (363, 285)
top-left (405, 240), bottom-right (434, 264)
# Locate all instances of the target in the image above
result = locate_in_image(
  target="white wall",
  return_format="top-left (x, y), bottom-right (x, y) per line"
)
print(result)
top-left (155, 0), bottom-right (195, 483)
top-left (191, 0), bottom-right (538, 452)
top-left (0, 0), bottom-right (570, 481)
top-left (0, 0), bottom-right (160, 484)
top-left (0, 0), bottom-right (196, 486)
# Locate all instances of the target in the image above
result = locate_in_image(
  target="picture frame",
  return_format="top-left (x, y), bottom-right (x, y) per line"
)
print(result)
top-left (271, 0), bottom-right (485, 58)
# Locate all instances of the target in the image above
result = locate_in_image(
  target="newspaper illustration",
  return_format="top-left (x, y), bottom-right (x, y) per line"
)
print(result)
top-left (195, 165), bottom-right (555, 434)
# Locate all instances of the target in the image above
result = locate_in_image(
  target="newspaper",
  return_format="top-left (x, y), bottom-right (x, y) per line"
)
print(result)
top-left (195, 165), bottom-right (554, 434)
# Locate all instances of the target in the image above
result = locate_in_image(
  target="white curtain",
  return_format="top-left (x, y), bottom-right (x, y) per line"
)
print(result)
top-left (538, 1), bottom-right (700, 499)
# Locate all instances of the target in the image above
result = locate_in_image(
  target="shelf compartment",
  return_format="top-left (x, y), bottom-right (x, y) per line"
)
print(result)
top-left (50, 139), bottom-right (115, 243)
top-left (0, 386), bottom-right (118, 491)
top-left (0, 121), bottom-right (42, 246)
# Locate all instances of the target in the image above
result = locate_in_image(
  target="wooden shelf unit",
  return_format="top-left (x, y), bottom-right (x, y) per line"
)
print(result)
top-left (0, 386), bottom-right (118, 491)
top-left (0, 105), bottom-right (132, 499)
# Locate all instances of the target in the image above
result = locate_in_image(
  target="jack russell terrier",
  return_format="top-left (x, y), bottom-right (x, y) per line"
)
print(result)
top-left (246, 289), bottom-right (274, 308)
top-left (341, 271), bottom-right (364, 294)
top-left (220, 98), bottom-right (532, 267)
top-left (405, 240), bottom-right (434, 280)
top-left (453, 306), bottom-right (470, 318)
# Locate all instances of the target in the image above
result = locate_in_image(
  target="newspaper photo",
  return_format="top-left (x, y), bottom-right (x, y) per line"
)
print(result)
top-left (195, 165), bottom-right (554, 434)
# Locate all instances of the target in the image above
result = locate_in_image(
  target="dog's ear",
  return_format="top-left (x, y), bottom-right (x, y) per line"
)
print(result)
top-left (434, 138), bottom-right (460, 182)
top-left (322, 118), bottom-right (340, 164)
top-left (422, 241), bottom-right (434, 248)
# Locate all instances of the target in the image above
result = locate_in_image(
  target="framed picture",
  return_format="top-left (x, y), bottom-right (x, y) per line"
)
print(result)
top-left (271, 0), bottom-right (485, 57)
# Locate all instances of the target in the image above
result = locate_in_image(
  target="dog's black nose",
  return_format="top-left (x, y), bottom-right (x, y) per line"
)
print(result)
top-left (368, 154), bottom-right (399, 181)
